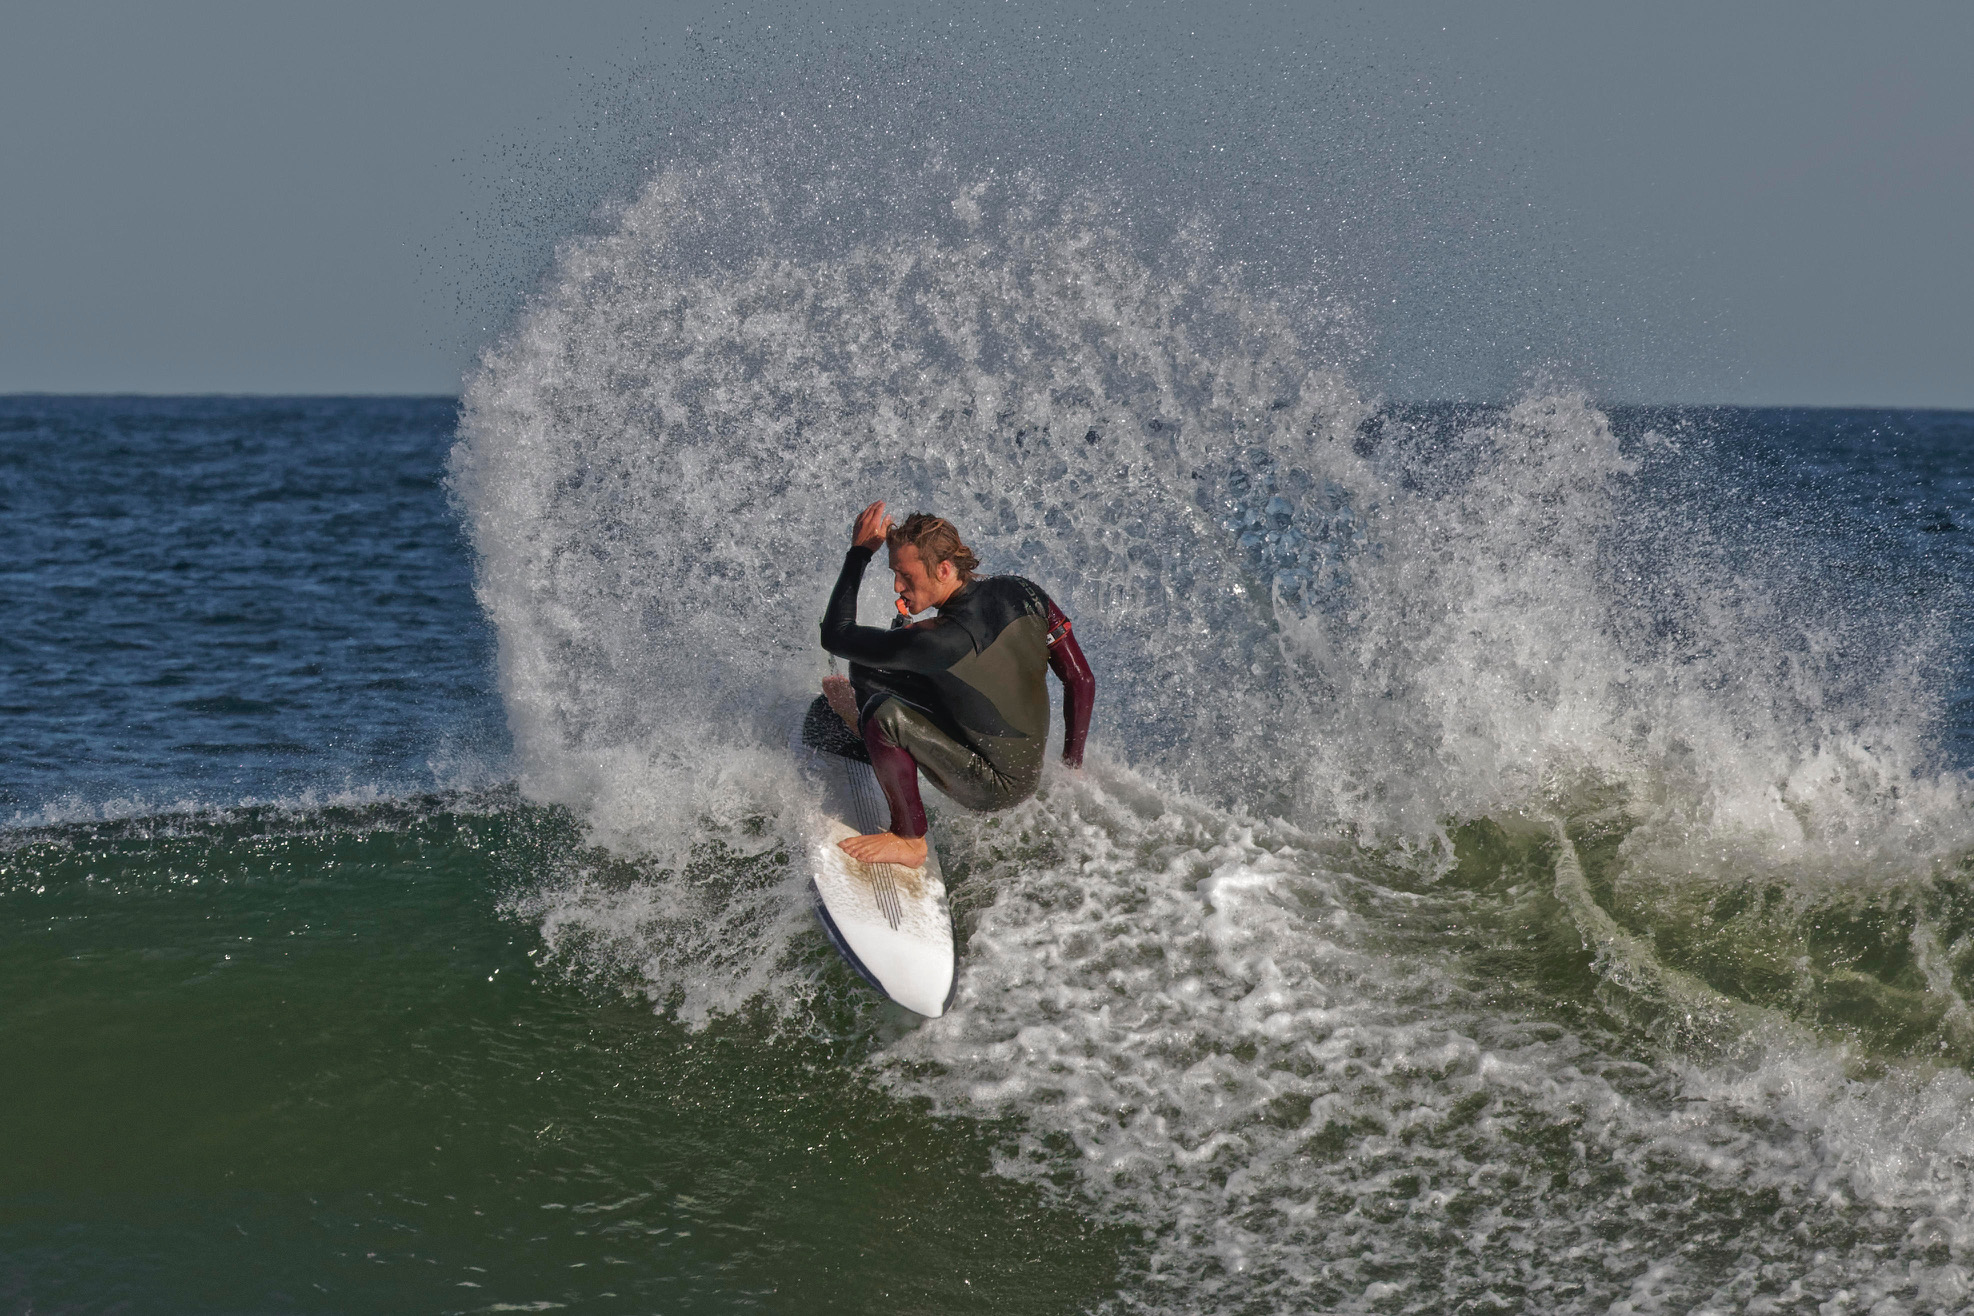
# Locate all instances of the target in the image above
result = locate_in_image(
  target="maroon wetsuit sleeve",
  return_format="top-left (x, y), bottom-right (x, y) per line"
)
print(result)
top-left (1044, 599), bottom-right (1093, 767)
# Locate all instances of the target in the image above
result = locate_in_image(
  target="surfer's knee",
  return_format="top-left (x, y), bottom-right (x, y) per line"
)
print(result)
top-left (861, 694), bottom-right (912, 747)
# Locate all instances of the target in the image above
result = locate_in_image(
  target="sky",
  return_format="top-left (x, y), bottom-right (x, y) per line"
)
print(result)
top-left (1, 1), bottom-right (1968, 406)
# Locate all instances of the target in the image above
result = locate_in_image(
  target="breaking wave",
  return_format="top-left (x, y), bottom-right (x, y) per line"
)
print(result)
top-left (453, 142), bottom-right (1974, 1310)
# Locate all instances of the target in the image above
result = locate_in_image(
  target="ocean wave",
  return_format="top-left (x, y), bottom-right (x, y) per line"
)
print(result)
top-left (453, 139), bottom-right (1974, 1310)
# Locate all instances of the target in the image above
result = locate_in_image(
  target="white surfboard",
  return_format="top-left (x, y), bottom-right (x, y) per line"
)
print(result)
top-left (789, 697), bottom-right (957, 1017)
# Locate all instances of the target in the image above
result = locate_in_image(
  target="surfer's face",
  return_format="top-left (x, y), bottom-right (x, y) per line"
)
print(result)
top-left (888, 543), bottom-right (961, 615)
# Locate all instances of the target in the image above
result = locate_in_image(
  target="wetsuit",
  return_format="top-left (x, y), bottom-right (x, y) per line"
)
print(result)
top-left (819, 545), bottom-right (1094, 840)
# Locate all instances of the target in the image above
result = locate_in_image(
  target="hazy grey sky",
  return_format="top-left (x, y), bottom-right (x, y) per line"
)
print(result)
top-left (2, 1), bottom-right (1968, 405)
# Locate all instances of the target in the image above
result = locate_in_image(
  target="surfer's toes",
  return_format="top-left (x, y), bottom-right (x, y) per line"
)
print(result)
top-left (838, 832), bottom-right (928, 867)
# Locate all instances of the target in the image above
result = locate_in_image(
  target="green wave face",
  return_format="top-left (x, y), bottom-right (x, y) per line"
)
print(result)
top-left (13, 784), bottom-right (1974, 1312)
top-left (1456, 805), bottom-right (1974, 1070)
top-left (0, 801), bottom-right (1122, 1313)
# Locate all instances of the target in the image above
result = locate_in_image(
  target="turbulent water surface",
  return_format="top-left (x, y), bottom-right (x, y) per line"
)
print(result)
top-left (9, 179), bottom-right (1974, 1313)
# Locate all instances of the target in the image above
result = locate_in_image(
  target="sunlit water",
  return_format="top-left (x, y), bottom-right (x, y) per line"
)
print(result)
top-left (9, 177), bottom-right (1974, 1312)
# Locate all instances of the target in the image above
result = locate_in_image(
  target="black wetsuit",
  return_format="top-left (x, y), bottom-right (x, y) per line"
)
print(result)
top-left (819, 545), bottom-right (1094, 838)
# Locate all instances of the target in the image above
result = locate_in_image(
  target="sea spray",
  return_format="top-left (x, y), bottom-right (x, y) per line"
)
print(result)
top-left (454, 154), bottom-right (1961, 865)
top-left (450, 162), bottom-right (1372, 844)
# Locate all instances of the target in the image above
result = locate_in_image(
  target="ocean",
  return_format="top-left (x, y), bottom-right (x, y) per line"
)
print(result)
top-left (9, 179), bottom-right (1974, 1314)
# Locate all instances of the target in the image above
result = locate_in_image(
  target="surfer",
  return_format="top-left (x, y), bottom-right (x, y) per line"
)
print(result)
top-left (819, 501), bottom-right (1094, 868)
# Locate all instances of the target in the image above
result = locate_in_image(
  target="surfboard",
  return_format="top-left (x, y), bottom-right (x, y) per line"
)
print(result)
top-left (789, 695), bottom-right (957, 1017)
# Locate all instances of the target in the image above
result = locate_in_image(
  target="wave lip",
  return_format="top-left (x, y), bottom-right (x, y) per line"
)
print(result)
top-left (1, 783), bottom-right (524, 846)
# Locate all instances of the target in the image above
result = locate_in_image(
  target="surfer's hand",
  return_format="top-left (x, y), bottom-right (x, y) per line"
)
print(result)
top-left (822, 674), bottom-right (859, 728)
top-left (852, 501), bottom-right (891, 552)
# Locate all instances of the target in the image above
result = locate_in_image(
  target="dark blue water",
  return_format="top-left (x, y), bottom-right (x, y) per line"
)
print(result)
top-left (0, 397), bottom-right (505, 819)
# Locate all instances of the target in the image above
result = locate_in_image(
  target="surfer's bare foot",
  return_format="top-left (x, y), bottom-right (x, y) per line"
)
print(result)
top-left (838, 831), bottom-right (928, 868)
top-left (822, 674), bottom-right (859, 728)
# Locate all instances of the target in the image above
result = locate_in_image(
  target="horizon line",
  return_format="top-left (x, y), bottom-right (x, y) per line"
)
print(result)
top-left (4, 391), bottom-right (1972, 415)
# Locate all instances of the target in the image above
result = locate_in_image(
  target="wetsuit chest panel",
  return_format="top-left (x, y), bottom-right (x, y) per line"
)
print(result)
top-left (936, 577), bottom-right (1053, 737)
top-left (944, 614), bottom-right (1051, 744)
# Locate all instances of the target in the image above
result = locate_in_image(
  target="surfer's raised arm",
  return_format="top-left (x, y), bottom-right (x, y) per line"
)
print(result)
top-left (810, 506), bottom-right (1093, 868)
top-left (820, 502), bottom-right (976, 674)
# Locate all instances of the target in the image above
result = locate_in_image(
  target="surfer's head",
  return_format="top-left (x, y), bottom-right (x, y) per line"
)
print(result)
top-left (886, 512), bottom-right (977, 613)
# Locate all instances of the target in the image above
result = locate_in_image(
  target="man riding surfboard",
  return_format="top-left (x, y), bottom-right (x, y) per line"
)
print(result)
top-left (819, 501), bottom-right (1094, 867)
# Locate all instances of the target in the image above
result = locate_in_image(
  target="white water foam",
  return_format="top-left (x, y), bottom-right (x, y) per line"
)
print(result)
top-left (453, 148), bottom-right (1974, 1309)
top-left (884, 769), bottom-right (1974, 1311)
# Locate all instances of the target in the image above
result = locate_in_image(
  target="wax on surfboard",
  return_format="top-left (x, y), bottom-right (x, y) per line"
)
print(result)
top-left (789, 696), bottom-right (957, 1017)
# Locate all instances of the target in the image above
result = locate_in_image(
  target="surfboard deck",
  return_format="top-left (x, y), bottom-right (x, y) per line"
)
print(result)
top-left (790, 695), bottom-right (957, 1017)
